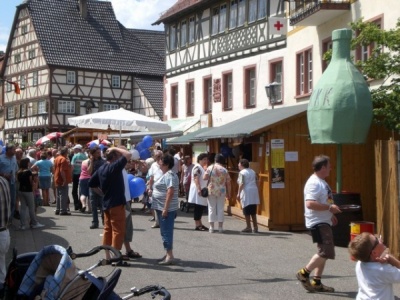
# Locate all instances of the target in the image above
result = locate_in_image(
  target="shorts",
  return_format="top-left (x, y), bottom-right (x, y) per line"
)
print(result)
top-left (79, 178), bottom-right (90, 197)
top-left (243, 204), bottom-right (257, 216)
top-left (39, 176), bottom-right (51, 189)
top-left (311, 223), bottom-right (335, 260)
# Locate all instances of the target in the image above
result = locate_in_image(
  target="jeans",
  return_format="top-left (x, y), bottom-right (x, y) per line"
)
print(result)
top-left (19, 191), bottom-right (39, 227)
top-left (90, 189), bottom-right (103, 226)
top-left (56, 185), bottom-right (69, 213)
top-left (156, 209), bottom-right (177, 251)
top-left (0, 229), bottom-right (10, 285)
top-left (72, 174), bottom-right (81, 210)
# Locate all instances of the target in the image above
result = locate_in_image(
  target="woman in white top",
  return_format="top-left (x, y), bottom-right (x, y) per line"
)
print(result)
top-left (236, 159), bottom-right (260, 233)
top-left (188, 153), bottom-right (209, 231)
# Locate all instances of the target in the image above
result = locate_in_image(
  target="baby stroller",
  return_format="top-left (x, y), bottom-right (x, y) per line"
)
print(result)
top-left (3, 244), bottom-right (170, 300)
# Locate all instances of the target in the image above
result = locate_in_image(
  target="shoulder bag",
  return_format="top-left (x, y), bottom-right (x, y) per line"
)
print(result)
top-left (201, 164), bottom-right (214, 197)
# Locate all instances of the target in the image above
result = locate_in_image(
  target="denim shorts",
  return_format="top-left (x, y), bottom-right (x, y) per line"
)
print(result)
top-left (39, 176), bottom-right (51, 189)
top-left (79, 178), bottom-right (90, 197)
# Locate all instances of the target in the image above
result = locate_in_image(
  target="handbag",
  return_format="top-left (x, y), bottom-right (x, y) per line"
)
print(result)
top-left (201, 164), bottom-right (214, 198)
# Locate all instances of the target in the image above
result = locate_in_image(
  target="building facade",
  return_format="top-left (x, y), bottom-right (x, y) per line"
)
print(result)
top-left (0, 0), bottom-right (165, 144)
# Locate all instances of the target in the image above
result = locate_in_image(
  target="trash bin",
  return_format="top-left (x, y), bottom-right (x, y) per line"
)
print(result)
top-left (332, 192), bottom-right (363, 247)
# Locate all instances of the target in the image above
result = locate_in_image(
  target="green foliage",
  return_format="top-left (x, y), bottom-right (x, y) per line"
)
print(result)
top-left (350, 18), bottom-right (400, 130)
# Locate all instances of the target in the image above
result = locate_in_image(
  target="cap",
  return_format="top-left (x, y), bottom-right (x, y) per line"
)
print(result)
top-left (73, 144), bottom-right (83, 150)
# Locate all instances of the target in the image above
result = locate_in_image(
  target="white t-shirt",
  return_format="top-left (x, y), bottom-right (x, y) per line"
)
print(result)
top-left (355, 261), bottom-right (400, 300)
top-left (303, 174), bottom-right (334, 228)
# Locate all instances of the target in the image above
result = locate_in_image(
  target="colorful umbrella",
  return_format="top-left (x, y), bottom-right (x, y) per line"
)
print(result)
top-left (87, 139), bottom-right (112, 147)
top-left (35, 132), bottom-right (62, 146)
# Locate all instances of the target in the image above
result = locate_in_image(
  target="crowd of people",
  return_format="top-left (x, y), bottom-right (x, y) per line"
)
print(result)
top-left (3, 143), bottom-right (398, 297)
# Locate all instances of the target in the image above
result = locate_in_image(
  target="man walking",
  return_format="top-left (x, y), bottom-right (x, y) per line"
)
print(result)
top-left (0, 145), bottom-right (18, 220)
top-left (71, 144), bottom-right (86, 211)
top-left (0, 175), bottom-right (11, 295)
top-left (296, 155), bottom-right (341, 292)
top-left (53, 147), bottom-right (72, 215)
top-left (89, 147), bottom-right (131, 258)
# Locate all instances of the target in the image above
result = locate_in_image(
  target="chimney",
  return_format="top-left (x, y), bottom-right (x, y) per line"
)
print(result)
top-left (79, 0), bottom-right (88, 19)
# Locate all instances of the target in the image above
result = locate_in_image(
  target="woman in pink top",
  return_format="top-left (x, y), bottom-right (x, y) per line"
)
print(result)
top-left (79, 156), bottom-right (92, 212)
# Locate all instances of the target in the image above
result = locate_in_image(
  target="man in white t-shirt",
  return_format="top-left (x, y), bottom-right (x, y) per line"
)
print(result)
top-left (349, 232), bottom-right (400, 300)
top-left (296, 155), bottom-right (341, 293)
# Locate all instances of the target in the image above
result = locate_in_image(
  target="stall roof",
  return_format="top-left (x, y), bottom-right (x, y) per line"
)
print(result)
top-left (167, 127), bottom-right (214, 145)
top-left (108, 130), bottom-right (183, 141)
top-left (196, 104), bottom-right (308, 139)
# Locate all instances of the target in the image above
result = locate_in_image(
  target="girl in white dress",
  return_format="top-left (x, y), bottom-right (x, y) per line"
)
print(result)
top-left (236, 159), bottom-right (260, 233)
top-left (188, 153), bottom-right (209, 231)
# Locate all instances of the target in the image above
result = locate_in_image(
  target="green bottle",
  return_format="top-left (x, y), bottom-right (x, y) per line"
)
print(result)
top-left (307, 28), bottom-right (373, 144)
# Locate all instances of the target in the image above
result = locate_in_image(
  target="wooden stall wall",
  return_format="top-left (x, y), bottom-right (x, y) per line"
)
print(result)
top-left (265, 114), bottom-right (398, 230)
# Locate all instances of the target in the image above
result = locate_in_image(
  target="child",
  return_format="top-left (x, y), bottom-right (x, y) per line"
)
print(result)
top-left (32, 172), bottom-right (42, 213)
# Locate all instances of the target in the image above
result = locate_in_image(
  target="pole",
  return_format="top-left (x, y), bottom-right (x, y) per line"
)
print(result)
top-left (336, 143), bottom-right (342, 193)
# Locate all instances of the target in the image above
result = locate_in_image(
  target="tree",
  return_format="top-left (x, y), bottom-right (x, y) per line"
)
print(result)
top-left (351, 18), bottom-right (400, 131)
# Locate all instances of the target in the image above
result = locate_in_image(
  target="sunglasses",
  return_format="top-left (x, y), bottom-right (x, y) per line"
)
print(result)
top-left (370, 235), bottom-right (382, 257)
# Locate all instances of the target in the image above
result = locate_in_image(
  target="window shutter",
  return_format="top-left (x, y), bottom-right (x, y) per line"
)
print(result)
top-left (76, 101), bottom-right (80, 114)
top-left (32, 102), bottom-right (38, 115)
top-left (98, 102), bottom-right (103, 111)
top-left (53, 100), bottom-right (58, 114)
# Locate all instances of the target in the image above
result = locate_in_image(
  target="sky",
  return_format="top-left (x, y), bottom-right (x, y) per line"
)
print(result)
top-left (0, 0), bottom-right (177, 53)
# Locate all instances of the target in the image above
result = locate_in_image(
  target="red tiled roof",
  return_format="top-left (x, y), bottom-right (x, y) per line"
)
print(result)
top-left (153, 0), bottom-right (205, 25)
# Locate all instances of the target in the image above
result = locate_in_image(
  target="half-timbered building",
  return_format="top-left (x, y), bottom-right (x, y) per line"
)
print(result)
top-left (0, 0), bottom-right (165, 144)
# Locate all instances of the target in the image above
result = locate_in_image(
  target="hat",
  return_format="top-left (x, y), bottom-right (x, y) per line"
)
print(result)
top-left (73, 144), bottom-right (83, 150)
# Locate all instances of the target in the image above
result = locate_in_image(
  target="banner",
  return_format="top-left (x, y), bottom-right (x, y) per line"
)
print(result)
top-left (269, 17), bottom-right (287, 35)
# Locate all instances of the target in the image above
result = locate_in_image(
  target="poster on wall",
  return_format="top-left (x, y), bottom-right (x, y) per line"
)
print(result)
top-left (271, 139), bottom-right (285, 188)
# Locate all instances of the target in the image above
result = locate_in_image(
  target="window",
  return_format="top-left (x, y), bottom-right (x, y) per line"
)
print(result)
top-left (355, 18), bottom-right (382, 63)
top-left (20, 75), bottom-right (26, 90)
top-left (223, 72), bottom-right (233, 110)
top-left (249, 0), bottom-right (267, 23)
top-left (189, 16), bottom-right (196, 44)
top-left (67, 71), bottom-right (76, 84)
top-left (296, 48), bottom-right (313, 96)
top-left (322, 38), bottom-right (332, 72)
top-left (169, 24), bottom-right (177, 51)
top-left (219, 4), bottom-right (227, 33)
top-left (112, 75), bottom-right (120, 88)
top-left (103, 104), bottom-right (119, 111)
top-left (15, 54), bottom-right (21, 63)
top-left (7, 106), bottom-right (14, 119)
top-left (58, 100), bottom-right (75, 113)
top-left (270, 59), bottom-right (283, 104)
top-left (212, 7), bottom-right (220, 35)
top-left (244, 66), bottom-right (256, 107)
top-left (203, 76), bottom-right (212, 113)
top-left (180, 20), bottom-right (187, 47)
top-left (38, 101), bottom-right (46, 114)
top-left (186, 81), bottom-right (194, 116)
top-left (33, 132), bottom-right (42, 142)
top-left (229, 0), bottom-right (238, 29)
top-left (28, 50), bottom-right (35, 60)
top-left (237, 0), bottom-right (246, 27)
top-left (20, 104), bottom-right (26, 117)
top-left (171, 84), bottom-right (178, 118)
top-left (6, 82), bottom-right (12, 92)
top-left (21, 25), bottom-right (28, 35)
top-left (32, 71), bottom-right (38, 86)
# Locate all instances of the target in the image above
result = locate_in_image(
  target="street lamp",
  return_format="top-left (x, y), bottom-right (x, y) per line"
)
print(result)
top-left (41, 111), bottom-right (48, 135)
top-left (265, 82), bottom-right (281, 109)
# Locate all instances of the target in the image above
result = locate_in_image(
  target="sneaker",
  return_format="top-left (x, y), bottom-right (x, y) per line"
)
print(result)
top-left (90, 224), bottom-right (99, 229)
top-left (54, 210), bottom-right (60, 215)
top-left (31, 223), bottom-right (45, 229)
top-left (19, 225), bottom-right (26, 231)
top-left (311, 282), bottom-right (335, 293)
top-left (241, 227), bottom-right (252, 234)
top-left (296, 271), bottom-right (314, 292)
top-left (209, 227), bottom-right (214, 233)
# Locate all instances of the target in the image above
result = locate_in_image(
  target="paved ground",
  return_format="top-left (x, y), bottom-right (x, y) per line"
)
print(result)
top-left (6, 198), bottom-right (400, 300)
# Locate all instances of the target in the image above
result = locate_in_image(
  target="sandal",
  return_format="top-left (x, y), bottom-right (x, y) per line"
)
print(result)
top-left (106, 260), bottom-right (130, 267)
top-left (125, 250), bottom-right (142, 259)
top-left (195, 226), bottom-right (205, 231)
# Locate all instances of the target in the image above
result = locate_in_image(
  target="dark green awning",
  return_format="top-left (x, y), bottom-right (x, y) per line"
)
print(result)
top-left (196, 104), bottom-right (308, 139)
top-left (167, 127), bottom-right (214, 145)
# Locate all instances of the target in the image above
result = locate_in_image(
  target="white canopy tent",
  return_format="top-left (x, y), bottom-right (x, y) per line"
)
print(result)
top-left (68, 108), bottom-right (171, 143)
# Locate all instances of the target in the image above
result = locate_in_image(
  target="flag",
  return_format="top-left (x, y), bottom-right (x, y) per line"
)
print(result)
top-left (6, 80), bottom-right (20, 94)
top-left (269, 17), bottom-right (287, 36)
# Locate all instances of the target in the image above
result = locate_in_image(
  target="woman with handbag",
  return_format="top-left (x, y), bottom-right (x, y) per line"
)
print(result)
top-left (203, 153), bottom-right (231, 233)
top-left (188, 153), bottom-right (209, 231)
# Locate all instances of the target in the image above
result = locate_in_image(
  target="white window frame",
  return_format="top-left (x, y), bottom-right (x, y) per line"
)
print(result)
top-left (58, 100), bottom-right (75, 114)
top-left (33, 132), bottom-right (42, 142)
top-left (186, 81), bottom-right (195, 116)
top-left (219, 3), bottom-right (227, 33)
top-left (28, 50), bottom-right (35, 60)
top-left (38, 101), bottom-right (46, 114)
top-left (258, 0), bottom-right (267, 20)
top-left (21, 25), bottom-right (28, 35)
top-left (238, 0), bottom-right (246, 27)
top-left (111, 75), bottom-right (121, 88)
top-left (249, 68), bottom-right (256, 106)
top-left (169, 24), bottom-right (177, 51)
top-left (67, 71), bottom-right (76, 84)
top-left (8, 106), bottom-right (15, 119)
top-left (103, 103), bottom-right (119, 111)
top-left (21, 104), bottom-right (26, 118)
top-left (32, 71), bottom-right (38, 86)
top-left (229, 0), bottom-right (238, 29)
top-left (20, 75), bottom-right (26, 90)
top-left (15, 54), bottom-right (21, 63)
top-left (6, 82), bottom-right (12, 92)
top-left (212, 7), bottom-right (220, 36)
top-left (248, 0), bottom-right (257, 23)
